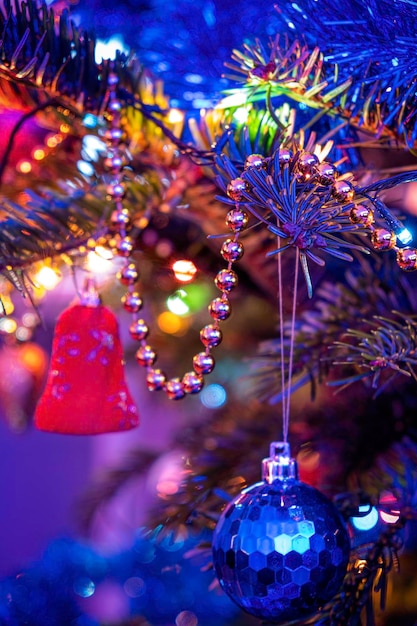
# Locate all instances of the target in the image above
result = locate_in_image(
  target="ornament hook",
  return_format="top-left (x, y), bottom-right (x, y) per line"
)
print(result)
top-left (262, 440), bottom-right (298, 483)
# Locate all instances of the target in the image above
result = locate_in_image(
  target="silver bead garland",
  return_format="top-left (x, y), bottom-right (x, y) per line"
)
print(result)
top-left (227, 150), bottom-right (417, 273)
top-left (102, 72), bottom-right (247, 399)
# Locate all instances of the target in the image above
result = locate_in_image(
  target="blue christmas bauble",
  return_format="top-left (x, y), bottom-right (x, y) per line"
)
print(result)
top-left (212, 447), bottom-right (350, 622)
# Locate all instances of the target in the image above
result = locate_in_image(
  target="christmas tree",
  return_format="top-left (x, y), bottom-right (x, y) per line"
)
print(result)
top-left (0, 1), bottom-right (417, 625)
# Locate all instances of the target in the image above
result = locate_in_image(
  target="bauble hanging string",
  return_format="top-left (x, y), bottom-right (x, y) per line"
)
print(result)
top-left (212, 147), bottom-right (354, 622)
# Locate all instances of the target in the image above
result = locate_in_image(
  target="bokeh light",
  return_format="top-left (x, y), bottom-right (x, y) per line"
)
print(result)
top-left (73, 577), bottom-right (95, 598)
top-left (351, 505), bottom-right (379, 531)
top-left (87, 247), bottom-right (114, 274)
top-left (33, 148), bottom-right (45, 161)
top-left (95, 35), bottom-right (129, 62)
top-left (157, 311), bottom-right (189, 335)
top-left (167, 290), bottom-right (190, 316)
top-left (176, 610), bottom-right (198, 626)
top-left (379, 492), bottom-right (401, 524)
top-left (34, 266), bottom-right (61, 291)
top-left (172, 259), bottom-right (198, 283)
top-left (200, 383), bottom-right (227, 408)
top-left (0, 318), bottom-right (17, 334)
top-left (18, 160), bottom-right (32, 174)
top-left (123, 577), bottom-right (146, 598)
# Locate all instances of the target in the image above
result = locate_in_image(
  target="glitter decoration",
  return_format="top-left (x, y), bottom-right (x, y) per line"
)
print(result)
top-left (34, 303), bottom-right (139, 435)
top-left (212, 442), bottom-right (350, 622)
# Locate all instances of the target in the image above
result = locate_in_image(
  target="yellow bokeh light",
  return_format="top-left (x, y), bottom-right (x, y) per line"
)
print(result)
top-left (34, 266), bottom-right (61, 290)
top-left (18, 161), bottom-right (32, 173)
top-left (167, 108), bottom-right (184, 125)
top-left (46, 136), bottom-right (58, 148)
top-left (0, 318), bottom-right (17, 334)
top-left (60, 123), bottom-right (71, 134)
top-left (1, 296), bottom-right (14, 315)
top-left (94, 245), bottom-right (113, 260)
top-left (33, 148), bottom-right (46, 160)
top-left (172, 259), bottom-right (197, 283)
top-left (157, 311), bottom-right (188, 335)
top-left (19, 343), bottom-right (47, 375)
top-left (86, 249), bottom-right (114, 274)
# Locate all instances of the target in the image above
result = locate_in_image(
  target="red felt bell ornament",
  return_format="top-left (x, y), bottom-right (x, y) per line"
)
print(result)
top-left (34, 285), bottom-right (139, 435)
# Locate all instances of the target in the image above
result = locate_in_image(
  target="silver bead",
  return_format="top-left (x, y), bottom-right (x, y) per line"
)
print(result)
top-left (298, 152), bottom-right (319, 170)
top-left (116, 236), bottom-right (134, 257)
top-left (332, 179), bottom-right (355, 202)
top-left (118, 263), bottom-right (138, 285)
top-left (182, 371), bottom-right (204, 394)
top-left (209, 297), bottom-right (231, 321)
top-left (215, 269), bottom-right (238, 292)
top-left (146, 368), bottom-right (166, 391)
top-left (104, 128), bottom-right (123, 144)
top-left (225, 209), bottom-right (249, 232)
top-left (226, 178), bottom-right (247, 202)
top-left (107, 181), bottom-right (126, 198)
top-left (244, 154), bottom-right (265, 170)
top-left (220, 239), bottom-right (244, 262)
top-left (316, 162), bottom-right (336, 185)
top-left (129, 319), bottom-right (149, 341)
top-left (110, 208), bottom-right (131, 230)
top-left (135, 344), bottom-right (157, 367)
top-left (107, 72), bottom-right (119, 87)
top-left (165, 378), bottom-right (186, 400)
top-left (200, 324), bottom-right (222, 348)
top-left (277, 148), bottom-right (292, 165)
top-left (396, 247), bottom-right (417, 271)
top-left (108, 99), bottom-right (122, 113)
top-left (193, 352), bottom-right (215, 375)
top-left (122, 292), bottom-right (143, 313)
top-left (297, 152), bottom-right (319, 181)
top-left (349, 205), bottom-right (374, 227)
top-left (370, 228), bottom-right (396, 251)
top-left (104, 154), bottom-right (124, 172)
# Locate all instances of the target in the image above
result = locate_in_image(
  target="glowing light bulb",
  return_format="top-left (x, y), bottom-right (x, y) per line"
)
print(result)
top-left (172, 259), bottom-right (197, 283)
top-left (351, 505), bottom-right (379, 531)
top-left (397, 227), bottom-right (412, 245)
top-left (34, 266), bottom-right (61, 290)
